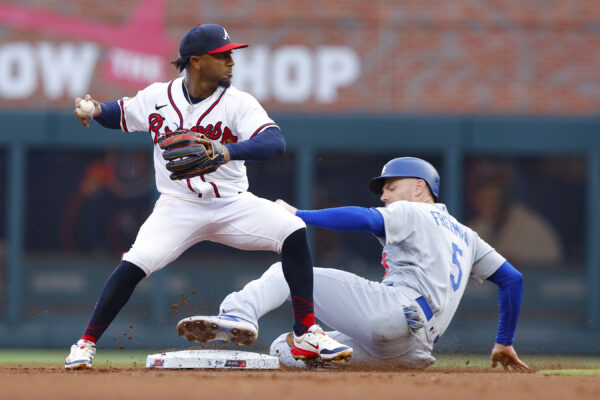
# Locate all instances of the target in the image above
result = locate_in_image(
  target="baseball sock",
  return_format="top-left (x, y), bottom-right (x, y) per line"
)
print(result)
top-left (281, 228), bottom-right (316, 336)
top-left (80, 261), bottom-right (146, 343)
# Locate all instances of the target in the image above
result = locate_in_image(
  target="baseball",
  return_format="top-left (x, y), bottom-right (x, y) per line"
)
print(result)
top-left (76, 99), bottom-right (95, 118)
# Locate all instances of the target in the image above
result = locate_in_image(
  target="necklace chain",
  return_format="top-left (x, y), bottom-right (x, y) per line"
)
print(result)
top-left (183, 79), bottom-right (194, 105)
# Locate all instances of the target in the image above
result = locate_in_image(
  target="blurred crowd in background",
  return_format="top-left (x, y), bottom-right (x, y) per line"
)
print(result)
top-left (0, 151), bottom-right (585, 272)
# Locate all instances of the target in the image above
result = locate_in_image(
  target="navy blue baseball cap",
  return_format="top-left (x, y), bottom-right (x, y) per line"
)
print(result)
top-left (179, 24), bottom-right (248, 58)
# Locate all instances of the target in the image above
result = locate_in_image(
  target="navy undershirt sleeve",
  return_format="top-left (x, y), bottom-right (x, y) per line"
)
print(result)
top-left (296, 207), bottom-right (385, 236)
top-left (95, 101), bottom-right (122, 130)
top-left (486, 261), bottom-right (523, 346)
top-left (226, 127), bottom-right (285, 161)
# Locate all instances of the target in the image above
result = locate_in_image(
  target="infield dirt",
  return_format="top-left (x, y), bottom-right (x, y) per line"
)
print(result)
top-left (1, 366), bottom-right (599, 400)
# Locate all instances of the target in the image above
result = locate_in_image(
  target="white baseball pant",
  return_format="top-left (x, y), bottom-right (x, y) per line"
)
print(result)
top-left (219, 262), bottom-right (436, 368)
top-left (122, 192), bottom-right (306, 275)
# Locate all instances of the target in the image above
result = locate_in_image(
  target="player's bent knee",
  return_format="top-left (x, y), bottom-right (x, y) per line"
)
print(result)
top-left (269, 332), bottom-right (289, 357)
top-left (282, 216), bottom-right (307, 236)
top-left (265, 262), bottom-right (283, 275)
top-left (269, 333), bottom-right (306, 369)
top-left (121, 254), bottom-right (154, 276)
top-left (282, 226), bottom-right (308, 245)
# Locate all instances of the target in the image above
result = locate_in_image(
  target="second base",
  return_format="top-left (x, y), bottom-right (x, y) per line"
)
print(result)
top-left (146, 349), bottom-right (280, 369)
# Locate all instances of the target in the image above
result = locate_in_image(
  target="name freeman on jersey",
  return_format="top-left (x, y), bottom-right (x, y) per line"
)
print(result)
top-left (430, 211), bottom-right (469, 247)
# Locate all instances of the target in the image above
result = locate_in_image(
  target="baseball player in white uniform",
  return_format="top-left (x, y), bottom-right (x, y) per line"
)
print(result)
top-left (179, 157), bottom-right (530, 371)
top-left (65, 24), bottom-right (351, 369)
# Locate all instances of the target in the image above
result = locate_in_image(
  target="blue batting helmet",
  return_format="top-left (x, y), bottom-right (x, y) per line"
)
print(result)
top-left (369, 157), bottom-right (440, 200)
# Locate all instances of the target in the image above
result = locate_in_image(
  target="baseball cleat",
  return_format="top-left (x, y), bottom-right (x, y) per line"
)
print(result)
top-left (284, 332), bottom-right (349, 369)
top-left (176, 315), bottom-right (258, 346)
top-left (290, 324), bottom-right (353, 361)
top-left (65, 339), bottom-right (96, 370)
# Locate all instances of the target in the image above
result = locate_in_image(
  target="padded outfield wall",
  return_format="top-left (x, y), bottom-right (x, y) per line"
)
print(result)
top-left (0, 1), bottom-right (599, 353)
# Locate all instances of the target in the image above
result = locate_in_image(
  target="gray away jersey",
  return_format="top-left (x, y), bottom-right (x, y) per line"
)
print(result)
top-left (376, 201), bottom-right (505, 338)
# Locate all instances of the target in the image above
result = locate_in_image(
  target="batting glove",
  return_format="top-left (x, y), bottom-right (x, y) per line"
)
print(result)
top-left (403, 305), bottom-right (425, 332)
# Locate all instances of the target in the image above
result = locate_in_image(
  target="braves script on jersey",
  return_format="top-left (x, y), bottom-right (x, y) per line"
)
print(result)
top-left (376, 201), bottom-right (505, 340)
top-left (114, 78), bottom-right (304, 276)
top-left (118, 77), bottom-right (278, 198)
top-left (64, 23), bottom-right (332, 371)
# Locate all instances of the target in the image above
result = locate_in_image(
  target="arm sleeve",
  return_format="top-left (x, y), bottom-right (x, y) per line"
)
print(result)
top-left (226, 127), bottom-right (285, 161)
top-left (296, 207), bottom-right (385, 236)
top-left (94, 101), bottom-right (122, 130)
top-left (486, 261), bottom-right (523, 346)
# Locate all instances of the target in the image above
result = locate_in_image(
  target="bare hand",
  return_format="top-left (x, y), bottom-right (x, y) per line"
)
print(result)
top-left (491, 343), bottom-right (530, 372)
top-left (275, 199), bottom-right (297, 215)
top-left (74, 94), bottom-right (101, 128)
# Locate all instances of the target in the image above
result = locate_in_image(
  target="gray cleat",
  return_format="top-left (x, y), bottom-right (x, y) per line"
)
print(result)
top-left (177, 315), bottom-right (258, 346)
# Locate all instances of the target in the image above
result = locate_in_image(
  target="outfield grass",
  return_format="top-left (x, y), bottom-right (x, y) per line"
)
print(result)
top-left (537, 369), bottom-right (600, 376)
top-left (0, 349), bottom-right (149, 366)
top-left (0, 349), bottom-right (598, 370)
top-left (430, 354), bottom-right (600, 370)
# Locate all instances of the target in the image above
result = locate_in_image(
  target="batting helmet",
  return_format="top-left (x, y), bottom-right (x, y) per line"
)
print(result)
top-left (369, 157), bottom-right (440, 200)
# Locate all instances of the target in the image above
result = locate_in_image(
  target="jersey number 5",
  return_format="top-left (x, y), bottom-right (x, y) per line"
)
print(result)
top-left (450, 242), bottom-right (463, 291)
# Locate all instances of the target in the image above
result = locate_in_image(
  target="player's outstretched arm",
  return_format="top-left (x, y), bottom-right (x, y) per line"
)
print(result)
top-left (274, 201), bottom-right (385, 235)
top-left (74, 94), bottom-right (101, 128)
top-left (491, 343), bottom-right (530, 372)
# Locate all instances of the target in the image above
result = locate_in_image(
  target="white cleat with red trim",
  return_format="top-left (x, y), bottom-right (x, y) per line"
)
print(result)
top-left (65, 339), bottom-right (96, 370)
top-left (290, 324), bottom-right (353, 361)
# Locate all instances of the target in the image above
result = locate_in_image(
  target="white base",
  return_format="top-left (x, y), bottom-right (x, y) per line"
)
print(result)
top-left (146, 349), bottom-right (280, 370)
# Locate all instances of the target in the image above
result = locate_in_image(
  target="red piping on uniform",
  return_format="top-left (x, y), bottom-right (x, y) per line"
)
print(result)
top-left (199, 173), bottom-right (220, 197)
top-left (195, 88), bottom-right (227, 129)
top-left (250, 123), bottom-right (278, 138)
top-left (119, 99), bottom-right (128, 132)
top-left (167, 80), bottom-right (184, 129)
top-left (209, 182), bottom-right (220, 198)
top-left (186, 178), bottom-right (195, 192)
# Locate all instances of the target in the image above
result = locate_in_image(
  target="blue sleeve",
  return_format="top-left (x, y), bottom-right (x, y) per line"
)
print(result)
top-left (226, 127), bottom-right (285, 161)
top-left (486, 261), bottom-right (523, 346)
top-left (94, 101), bottom-right (122, 130)
top-left (296, 207), bottom-right (385, 236)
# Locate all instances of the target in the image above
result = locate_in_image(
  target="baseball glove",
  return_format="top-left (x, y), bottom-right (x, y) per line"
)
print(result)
top-left (158, 130), bottom-right (225, 180)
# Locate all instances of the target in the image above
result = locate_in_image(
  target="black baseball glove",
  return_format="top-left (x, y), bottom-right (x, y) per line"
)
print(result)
top-left (158, 130), bottom-right (226, 180)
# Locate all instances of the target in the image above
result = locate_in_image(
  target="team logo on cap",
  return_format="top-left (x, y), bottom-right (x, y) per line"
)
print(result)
top-left (223, 28), bottom-right (230, 40)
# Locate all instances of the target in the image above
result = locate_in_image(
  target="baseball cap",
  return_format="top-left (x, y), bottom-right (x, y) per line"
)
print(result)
top-left (179, 24), bottom-right (248, 58)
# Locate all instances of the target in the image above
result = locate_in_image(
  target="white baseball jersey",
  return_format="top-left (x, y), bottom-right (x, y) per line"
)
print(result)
top-left (117, 78), bottom-right (305, 275)
top-left (118, 77), bottom-right (278, 198)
